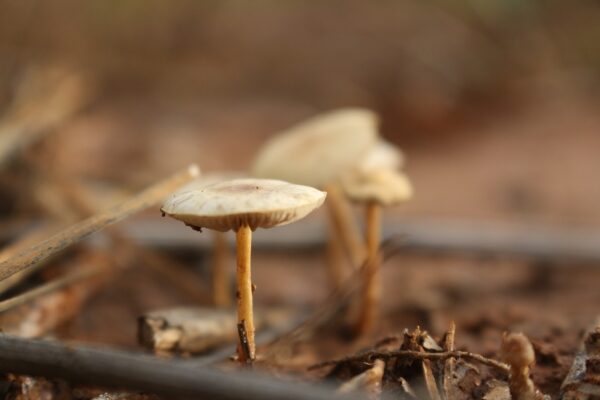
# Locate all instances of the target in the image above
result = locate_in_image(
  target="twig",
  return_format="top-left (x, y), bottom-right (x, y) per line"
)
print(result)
top-left (308, 350), bottom-right (509, 373)
top-left (0, 335), bottom-right (357, 400)
top-left (0, 164), bottom-right (200, 283)
top-left (442, 322), bottom-right (457, 400)
top-left (0, 223), bottom-right (61, 294)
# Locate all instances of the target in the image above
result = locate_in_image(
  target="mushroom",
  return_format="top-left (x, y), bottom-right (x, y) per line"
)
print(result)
top-left (161, 178), bottom-right (326, 362)
top-left (340, 168), bottom-right (413, 334)
top-left (501, 332), bottom-right (546, 400)
top-left (356, 139), bottom-right (404, 174)
top-left (252, 108), bottom-right (378, 287)
top-left (252, 108), bottom-right (378, 187)
top-left (169, 172), bottom-right (245, 308)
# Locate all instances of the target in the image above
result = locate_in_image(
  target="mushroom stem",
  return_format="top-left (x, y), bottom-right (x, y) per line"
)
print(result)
top-left (325, 184), bottom-right (367, 269)
top-left (356, 200), bottom-right (381, 335)
top-left (235, 224), bottom-right (255, 362)
top-left (212, 231), bottom-right (231, 308)
top-left (325, 220), bottom-right (345, 291)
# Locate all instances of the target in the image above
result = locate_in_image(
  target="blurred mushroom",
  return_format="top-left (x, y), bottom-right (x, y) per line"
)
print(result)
top-left (169, 172), bottom-right (245, 308)
top-left (252, 108), bottom-right (378, 188)
top-left (252, 108), bottom-right (378, 286)
top-left (355, 139), bottom-right (404, 174)
top-left (161, 178), bottom-right (326, 362)
top-left (341, 168), bottom-right (413, 334)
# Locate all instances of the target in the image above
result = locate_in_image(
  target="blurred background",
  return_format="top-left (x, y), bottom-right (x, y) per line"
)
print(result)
top-left (0, 0), bottom-right (600, 376)
top-left (1, 0), bottom-right (600, 225)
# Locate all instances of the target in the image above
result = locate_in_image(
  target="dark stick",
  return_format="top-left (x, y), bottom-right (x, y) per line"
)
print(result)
top-left (0, 335), bottom-right (357, 400)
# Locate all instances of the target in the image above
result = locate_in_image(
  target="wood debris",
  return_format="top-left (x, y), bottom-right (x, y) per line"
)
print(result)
top-left (138, 307), bottom-right (292, 355)
top-left (477, 380), bottom-right (511, 400)
top-left (337, 359), bottom-right (385, 399)
top-left (315, 326), bottom-right (514, 400)
top-left (561, 323), bottom-right (600, 399)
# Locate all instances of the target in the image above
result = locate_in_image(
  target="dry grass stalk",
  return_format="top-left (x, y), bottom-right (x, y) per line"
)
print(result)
top-left (0, 224), bottom-right (61, 293)
top-left (422, 356), bottom-right (442, 400)
top-left (0, 164), bottom-right (200, 283)
top-left (442, 322), bottom-right (457, 400)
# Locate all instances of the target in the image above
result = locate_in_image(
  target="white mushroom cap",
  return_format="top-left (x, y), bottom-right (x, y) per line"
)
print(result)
top-left (251, 108), bottom-right (379, 188)
top-left (161, 178), bottom-right (326, 232)
top-left (356, 140), bottom-right (405, 173)
top-left (341, 169), bottom-right (413, 206)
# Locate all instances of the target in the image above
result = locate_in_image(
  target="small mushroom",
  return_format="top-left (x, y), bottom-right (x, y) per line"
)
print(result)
top-left (161, 178), bottom-right (326, 362)
top-left (341, 168), bottom-right (413, 334)
top-left (501, 332), bottom-right (546, 400)
top-left (252, 108), bottom-right (378, 286)
top-left (355, 139), bottom-right (405, 174)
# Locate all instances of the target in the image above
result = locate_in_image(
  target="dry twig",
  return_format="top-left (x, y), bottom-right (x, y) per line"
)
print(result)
top-left (309, 350), bottom-right (509, 373)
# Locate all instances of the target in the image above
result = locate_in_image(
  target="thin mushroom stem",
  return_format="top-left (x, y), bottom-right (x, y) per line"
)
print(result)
top-left (213, 231), bottom-right (232, 308)
top-left (356, 200), bottom-right (381, 335)
top-left (324, 184), bottom-right (367, 269)
top-left (325, 211), bottom-right (346, 290)
top-left (236, 224), bottom-right (255, 362)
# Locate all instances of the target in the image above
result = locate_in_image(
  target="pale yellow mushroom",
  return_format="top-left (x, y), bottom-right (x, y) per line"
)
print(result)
top-left (162, 178), bottom-right (326, 362)
top-left (355, 139), bottom-right (405, 174)
top-left (340, 168), bottom-right (413, 334)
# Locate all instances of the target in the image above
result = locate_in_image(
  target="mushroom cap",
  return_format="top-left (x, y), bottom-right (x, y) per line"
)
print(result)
top-left (161, 178), bottom-right (326, 232)
top-left (251, 108), bottom-right (379, 188)
top-left (501, 332), bottom-right (535, 367)
top-left (341, 169), bottom-right (413, 206)
top-left (356, 140), bottom-right (404, 173)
